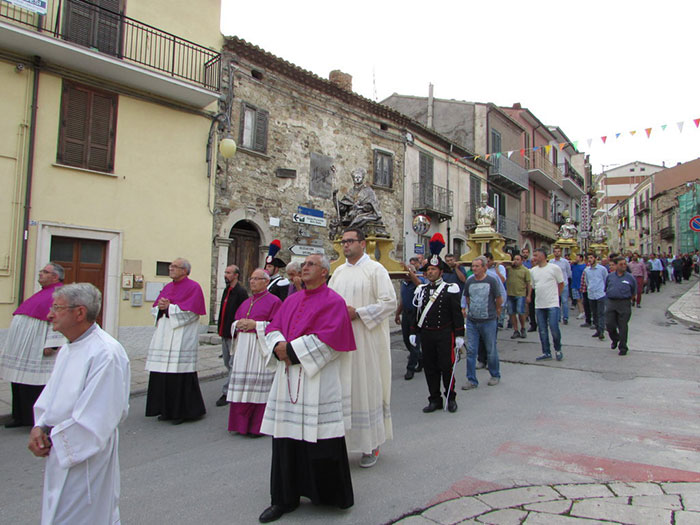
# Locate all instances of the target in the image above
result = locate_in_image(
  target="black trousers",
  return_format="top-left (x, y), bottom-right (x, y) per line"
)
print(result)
top-left (401, 311), bottom-right (422, 371)
top-left (11, 383), bottom-right (45, 426)
top-left (649, 270), bottom-right (662, 292)
top-left (528, 289), bottom-right (537, 329)
top-left (582, 291), bottom-right (591, 324)
top-left (606, 299), bottom-right (632, 351)
top-left (420, 328), bottom-right (456, 404)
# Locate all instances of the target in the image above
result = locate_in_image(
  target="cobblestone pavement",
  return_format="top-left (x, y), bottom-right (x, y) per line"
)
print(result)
top-left (392, 481), bottom-right (700, 525)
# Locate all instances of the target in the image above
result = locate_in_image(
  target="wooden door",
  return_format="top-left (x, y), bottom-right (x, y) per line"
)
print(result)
top-left (228, 222), bottom-right (261, 290)
top-left (50, 236), bottom-right (107, 327)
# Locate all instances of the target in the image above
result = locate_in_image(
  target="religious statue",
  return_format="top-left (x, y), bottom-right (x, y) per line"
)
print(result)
top-left (330, 167), bottom-right (389, 239)
top-left (557, 217), bottom-right (578, 240)
top-left (474, 191), bottom-right (496, 234)
top-left (592, 225), bottom-right (607, 243)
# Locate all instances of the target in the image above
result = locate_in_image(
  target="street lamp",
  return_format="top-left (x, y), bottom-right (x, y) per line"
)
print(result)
top-left (219, 135), bottom-right (237, 159)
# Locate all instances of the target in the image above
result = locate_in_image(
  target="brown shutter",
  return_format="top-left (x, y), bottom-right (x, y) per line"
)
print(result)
top-left (254, 109), bottom-right (268, 153)
top-left (63, 0), bottom-right (94, 48)
top-left (95, 0), bottom-right (121, 56)
top-left (59, 84), bottom-right (89, 167)
top-left (87, 92), bottom-right (117, 172)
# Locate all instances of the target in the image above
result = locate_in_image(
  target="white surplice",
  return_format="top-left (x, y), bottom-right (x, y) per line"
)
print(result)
top-left (0, 315), bottom-right (66, 384)
top-left (33, 324), bottom-right (130, 525)
top-left (226, 320), bottom-right (275, 403)
top-left (328, 254), bottom-right (396, 453)
top-left (261, 332), bottom-right (346, 442)
top-left (145, 305), bottom-right (200, 373)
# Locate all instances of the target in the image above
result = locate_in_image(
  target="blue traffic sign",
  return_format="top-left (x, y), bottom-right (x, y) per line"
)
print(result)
top-left (297, 206), bottom-right (324, 218)
top-left (690, 215), bottom-right (700, 232)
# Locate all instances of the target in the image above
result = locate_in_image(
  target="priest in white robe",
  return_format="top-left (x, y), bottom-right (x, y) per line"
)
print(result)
top-left (1, 263), bottom-right (66, 428)
top-left (328, 228), bottom-right (396, 469)
top-left (145, 258), bottom-right (206, 424)
top-left (29, 283), bottom-right (130, 525)
top-left (258, 254), bottom-right (356, 523)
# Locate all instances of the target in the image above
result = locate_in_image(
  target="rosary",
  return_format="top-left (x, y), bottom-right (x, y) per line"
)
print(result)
top-left (285, 362), bottom-right (302, 404)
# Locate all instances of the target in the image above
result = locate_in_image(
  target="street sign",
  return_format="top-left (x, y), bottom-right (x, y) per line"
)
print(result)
top-left (295, 238), bottom-right (324, 247)
top-left (290, 245), bottom-right (325, 256)
top-left (690, 215), bottom-right (700, 232)
top-left (297, 206), bottom-right (324, 218)
top-left (292, 213), bottom-right (327, 227)
top-left (414, 243), bottom-right (425, 254)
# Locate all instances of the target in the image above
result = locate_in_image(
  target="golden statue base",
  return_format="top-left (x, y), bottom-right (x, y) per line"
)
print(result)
top-left (547, 238), bottom-right (580, 260)
top-left (330, 236), bottom-right (405, 277)
top-left (589, 243), bottom-right (609, 258)
top-left (459, 232), bottom-right (512, 264)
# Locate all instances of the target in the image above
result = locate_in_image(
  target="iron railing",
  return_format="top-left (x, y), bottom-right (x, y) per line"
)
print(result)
top-left (522, 212), bottom-right (558, 241)
top-left (497, 215), bottom-right (520, 240)
top-left (660, 226), bottom-right (674, 239)
top-left (489, 155), bottom-right (529, 191)
top-left (560, 163), bottom-right (585, 190)
top-left (413, 183), bottom-right (453, 218)
top-left (529, 152), bottom-right (563, 186)
top-left (0, 0), bottom-right (220, 90)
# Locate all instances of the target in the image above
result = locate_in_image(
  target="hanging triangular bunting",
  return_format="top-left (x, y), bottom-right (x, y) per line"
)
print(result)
top-left (694, 118), bottom-right (700, 128)
top-left (677, 121), bottom-right (684, 132)
top-left (494, 152), bottom-right (502, 159)
top-left (661, 124), bottom-right (667, 131)
top-left (474, 155), bottom-right (480, 161)
top-left (533, 146), bottom-right (540, 152)
top-left (558, 142), bottom-right (565, 150)
top-left (572, 141), bottom-right (578, 150)
top-left (629, 130), bottom-right (636, 136)
top-left (484, 154), bottom-right (491, 160)
top-left (645, 128), bottom-right (652, 138)
top-left (587, 139), bottom-right (592, 148)
top-left (615, 133), bottom-right (621, 139)
top-left (601, 136), bottom-right (607, 144)
top-left (519, 148), bottom-right (525, 156)
top-left (507, 151), bottom-right (513, 158)
top-left (544, 145), bottom-right (551, 154)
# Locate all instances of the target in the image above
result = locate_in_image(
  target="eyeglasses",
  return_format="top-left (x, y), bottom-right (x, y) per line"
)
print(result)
top-left (50, 304), bottom-right (78, 312)
top-left (169, 264), bottom-right (185, 269)
top-left (339, 239), bottom-right (360, 246)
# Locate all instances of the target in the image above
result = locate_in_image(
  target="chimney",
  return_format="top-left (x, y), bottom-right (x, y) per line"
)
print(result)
top-left (427, 83), bottom-right (434, 128)
top-left (512, 102), bottom-right (522, 109)
top-left (329, 70), bottom-right (352, 91)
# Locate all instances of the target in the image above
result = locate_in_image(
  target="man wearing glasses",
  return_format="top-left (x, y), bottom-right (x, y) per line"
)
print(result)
top-left (0, 263), bottom-right (66, 428)
top-left (145, 258), bottom-right (207, 425)
top-left (328, 228), bottom-right (396, 469)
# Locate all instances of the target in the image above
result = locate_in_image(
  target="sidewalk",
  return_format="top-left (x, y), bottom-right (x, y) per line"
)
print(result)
top-left (668, 276), bottom-right (700, 328)
top-left (391, 481), bottom-right (700, 524)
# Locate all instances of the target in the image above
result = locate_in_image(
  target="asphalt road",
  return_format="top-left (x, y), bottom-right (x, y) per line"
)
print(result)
top-left (1, 279), bottom-right (698, 524)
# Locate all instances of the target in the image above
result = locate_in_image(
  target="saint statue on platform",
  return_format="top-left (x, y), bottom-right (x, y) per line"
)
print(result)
top-left (474, 191), bottom-right (496, 234)
top-left (557, 217), bottom-right (578, 240)
top-left (331, 168), bottom-right (389, 239)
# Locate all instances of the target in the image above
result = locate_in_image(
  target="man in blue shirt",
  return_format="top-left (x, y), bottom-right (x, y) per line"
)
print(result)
top-left (649, 253), bottom-right (663, 292)
top-left (605, 257), bottom-right (637, 356)
top-left (570, 254), bottom-right (586, 320)
top-left (584, 253), bottom-right (608, 340)
top-left (395, 258), bottom-right (426, 380)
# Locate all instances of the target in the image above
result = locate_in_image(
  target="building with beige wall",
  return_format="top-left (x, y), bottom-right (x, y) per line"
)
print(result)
top-left (0, 0), bottom-right (223, 333)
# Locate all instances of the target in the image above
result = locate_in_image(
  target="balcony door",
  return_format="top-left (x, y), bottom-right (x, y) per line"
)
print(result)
top-left (419, 153), bottom-right (434, 209)
top-left (64, 0), bottom-right (122, 57)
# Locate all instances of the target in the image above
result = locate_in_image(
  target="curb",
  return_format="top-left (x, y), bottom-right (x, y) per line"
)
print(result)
top-left (666, 277), bottom-right (700, 329)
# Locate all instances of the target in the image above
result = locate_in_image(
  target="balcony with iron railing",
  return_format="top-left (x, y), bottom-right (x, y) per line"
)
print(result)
top-left (489, 155), bottom-right (528, 193)
top-left (560, 163), bottom-right (585, 196)
top-left (413, 182), bottom-right (453, 222)
top-left (497, 215), bottom-right (520, 241)
top-left (635, 200), bottom-right (650, 215)
top-left (0, 0), bottom-right (220, 107)
top-left (660, 225), bottom-right (674, 239)
top-left (521, 211), bottom-right (558, 241)
top-left (528, 152), bottom-right (563, 191)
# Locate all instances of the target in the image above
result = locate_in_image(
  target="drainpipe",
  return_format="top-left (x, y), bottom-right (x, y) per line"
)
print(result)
top-left (17, 56), bottom-right (41, 304)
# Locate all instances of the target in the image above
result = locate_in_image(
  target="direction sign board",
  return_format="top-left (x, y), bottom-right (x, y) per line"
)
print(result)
top-left (290, 245), bottom-right (325, 256)
top-left (292, 213), bottom-right (327, 227)
top-left (690, 215), bottom-right (700, 232)
top-left (414, 243), bottom-right (425, 255)
top-left (295, 238), bottom-right (324, 247)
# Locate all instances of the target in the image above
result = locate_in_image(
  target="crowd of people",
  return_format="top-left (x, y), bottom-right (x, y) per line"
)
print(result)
top-left (0, 237), bottom-right (698, 524)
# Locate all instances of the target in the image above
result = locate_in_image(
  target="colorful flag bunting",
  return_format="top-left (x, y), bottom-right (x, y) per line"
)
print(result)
top-left (507, 151), bottom-right (513, 158)
top-left (661, 124), bottom-right (667, 131)
top-left (485, 154), bottom-right (491, 160)
top-left (677, 122), bottom-right (684, 132)
top-left (615, 133), bottom-right (621, 139)
top-left (544, 145), bottom-right (552, 154)
top-left (559, 142), bottom-right (565, 150)
top-left (601, 136), bottom-right (607, 144)
top-left (533, 146), bottom-right (540, 152)
top-left (519, 149), bottom-right (525, 157)
top-left (645, 128), bottom-right (652, 138)
top-left (694, 118), bottom-right (700, 128)
top-left (629, 131), bottom-right (636, 136)
top-left (494, 152), bottom-right (501, 159)
top-left (587, 139), bottom-right (592, 148)
top-left (474, 155), bottom-right (480, 161)
top-left (572, 141), bottom-right (578, 150)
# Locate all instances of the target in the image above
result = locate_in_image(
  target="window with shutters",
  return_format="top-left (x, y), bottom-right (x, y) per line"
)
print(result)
top-left (373, 150), bottom-right (393, 188)
top-left (239, 102), bottom-right (269, 154)
top-left (57, 82), bottom-right (118, 173)
top-left (418, 153), bottom-right (434, 208)
top-left (63, 0), bottom-right (122, 57)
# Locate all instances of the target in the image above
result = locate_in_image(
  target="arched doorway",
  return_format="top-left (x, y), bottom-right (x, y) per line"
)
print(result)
top-left (228, 220), bottom-right (261, 286)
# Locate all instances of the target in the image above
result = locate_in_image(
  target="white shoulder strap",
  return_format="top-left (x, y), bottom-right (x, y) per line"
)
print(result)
top-left (417, 282), bottom-right (447, 328)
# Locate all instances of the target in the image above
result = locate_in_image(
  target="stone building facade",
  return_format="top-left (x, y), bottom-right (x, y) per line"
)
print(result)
top-left (210, 37), bottom-right (484, 317)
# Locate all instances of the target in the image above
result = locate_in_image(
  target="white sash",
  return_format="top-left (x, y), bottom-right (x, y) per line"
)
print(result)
top-left (417, 282), bottom-right (447, 328)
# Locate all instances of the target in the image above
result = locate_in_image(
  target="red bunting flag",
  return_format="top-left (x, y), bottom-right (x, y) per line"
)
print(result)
top-left (645, 128), bottom-right (652, 138)
top-left (694, 118), bottom-right (700, 128)
top-left (519, 149), bottom-right (525, 156)
top-left (601, 136), bottom-right (607, 144)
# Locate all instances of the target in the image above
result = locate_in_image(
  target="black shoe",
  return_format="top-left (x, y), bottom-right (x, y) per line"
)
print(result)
top-left (610, 340), bottom-right (618, 350)
top-left (422, 401), bottom-right (442, 413)
top-left (563, 319), bottom-right (568, 325)
top-left (447, 399), bottom-right (458, 413)
top-left (618, 348), bottom-right (628, 356)
top-left (157, 415), bottom-right (171, 422)
top-left (415, 364), bottom-right (423, 373)
top-left (580, 323), bottom-right (591, 327)
top-left (528, 327), bottom-right (538, 332)
top-left (592, 332), bottom-right (601, 338)
top-left (171, 419), bottom-right (184, 425)
top-left (510, 330), bottom-right (520, 339)
top-left (259, 504), bottom-right (298, 523)
top-left (598, 334), bottom-right (605, 340)
top-left (216, 394), bottom-right (228, 407)
top-left (404, 369), bottom-right (415, 380)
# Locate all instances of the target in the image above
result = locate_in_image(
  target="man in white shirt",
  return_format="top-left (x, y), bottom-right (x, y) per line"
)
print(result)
top-left (551, 247), bottom-right (572, 324)
top-left (29, 283), bottom-right (130, 525)
top-left (529, 248), bottom-right (565, 361)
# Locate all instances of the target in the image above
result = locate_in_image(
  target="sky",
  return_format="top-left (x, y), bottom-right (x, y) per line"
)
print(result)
top-left (221, 0), bottom-right (699, 174)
